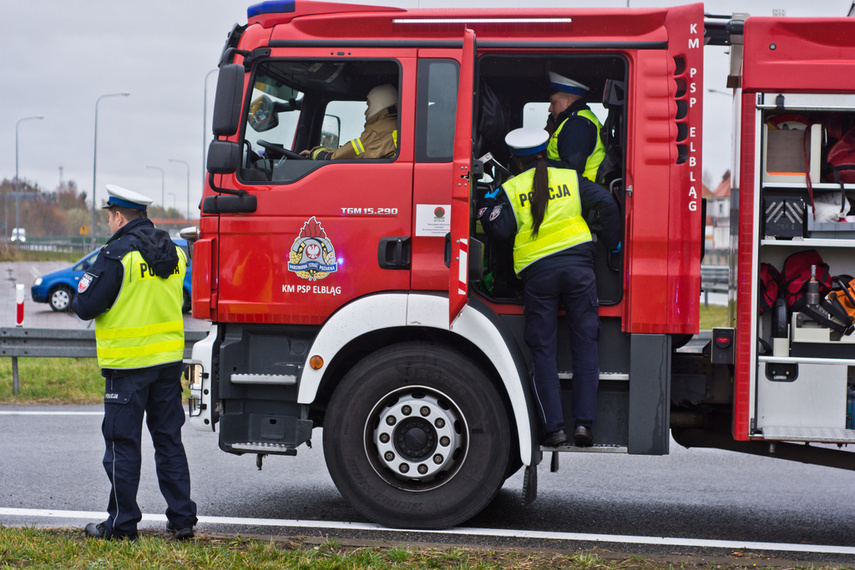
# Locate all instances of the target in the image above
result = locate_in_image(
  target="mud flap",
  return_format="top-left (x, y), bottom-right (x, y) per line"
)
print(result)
top-left (522, 464), bottom-right (538, 505)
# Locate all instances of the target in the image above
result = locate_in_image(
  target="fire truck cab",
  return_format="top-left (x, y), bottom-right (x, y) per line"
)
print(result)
top-left (188, 0), bottom-right (705, 529)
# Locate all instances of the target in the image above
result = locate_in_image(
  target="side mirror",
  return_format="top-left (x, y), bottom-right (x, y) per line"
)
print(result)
top-left (207, 140), bottom-right (241, 174)
top-left (212, 64), bottom-right (245, 136)
top-left (248, 95), bottom-right (279, 133)
top-left (321, 114), bottom-right (342, 150)
top-left (179, 226), bottom-right (199, 243)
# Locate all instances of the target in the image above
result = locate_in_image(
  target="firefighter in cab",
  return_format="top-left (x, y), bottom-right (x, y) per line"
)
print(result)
top-left (302, 83), bottom-right (399, 160)
top-left (478, 128), bottom-right (620, 448)
top-left (546, 72), bottom-right (605, 182)
top-left (72, 184), bottom-right (197, 541)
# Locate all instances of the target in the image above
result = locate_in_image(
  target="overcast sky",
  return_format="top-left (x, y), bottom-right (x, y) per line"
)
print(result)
top-left (2, 0), bottom-right (852, 223)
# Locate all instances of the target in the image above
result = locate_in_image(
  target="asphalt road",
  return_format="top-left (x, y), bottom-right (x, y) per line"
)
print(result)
top-left (3, 406), bottom-right (855, 565)
top-left (2, 260), bottom-right (854, 564)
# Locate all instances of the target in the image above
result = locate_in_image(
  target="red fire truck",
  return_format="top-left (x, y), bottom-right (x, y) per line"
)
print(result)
top-left (183, 0), bottom-right (855, 529)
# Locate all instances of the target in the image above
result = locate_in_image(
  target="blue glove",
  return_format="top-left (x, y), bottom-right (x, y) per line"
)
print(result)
top-left (611, 241), bottom-right (622, 254)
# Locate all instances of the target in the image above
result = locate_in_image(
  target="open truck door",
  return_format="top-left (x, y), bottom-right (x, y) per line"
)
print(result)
top-left (449, 28), bottom-right (476, 327)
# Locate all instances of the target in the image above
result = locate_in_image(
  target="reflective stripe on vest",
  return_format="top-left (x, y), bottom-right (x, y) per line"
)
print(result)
top-left (503, 168), bottom-right (592, 275)
top-left (547, 108), bottom-right (605, 182)
top-left (95, 247), bottom-right (186, 369)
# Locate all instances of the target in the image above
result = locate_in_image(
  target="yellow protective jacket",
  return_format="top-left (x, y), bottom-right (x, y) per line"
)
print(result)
top-left (311, 107), bottom-right (398, 160)
top-left (502, 167), bottom-right (592, 275)
top-left (95, 247), bottom-right (186, 369)
top-left (547, 108), bottom-right (605, 182)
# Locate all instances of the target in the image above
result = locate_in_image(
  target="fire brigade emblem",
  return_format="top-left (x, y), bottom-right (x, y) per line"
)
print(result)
top-left (288, 217), bottom-right (338, 281)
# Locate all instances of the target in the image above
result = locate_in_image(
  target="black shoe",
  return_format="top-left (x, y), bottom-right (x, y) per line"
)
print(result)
top-left (84, 521), bottom-right (137, 541)
top-left (166, 520), bottom-right (195, 540)
top-left (574, 425), bottom-right (593, 447)
top-left (541, 429), bottom-right (569, 447)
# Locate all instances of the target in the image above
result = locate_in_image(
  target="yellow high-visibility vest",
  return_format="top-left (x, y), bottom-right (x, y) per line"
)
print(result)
top-left (95, 247), bottom-right (186, 369)
top-left (547, 108), bottom-right (605, 182)
top-left (502, 168), bottom-right (592, 275)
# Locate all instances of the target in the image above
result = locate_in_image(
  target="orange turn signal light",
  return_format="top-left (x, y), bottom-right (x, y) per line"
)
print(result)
top-left (309, 355), bottom-right (324, 370)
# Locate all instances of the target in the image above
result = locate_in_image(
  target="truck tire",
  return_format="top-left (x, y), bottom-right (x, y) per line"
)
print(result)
top-left (323, 342), bottom-right (511, 529)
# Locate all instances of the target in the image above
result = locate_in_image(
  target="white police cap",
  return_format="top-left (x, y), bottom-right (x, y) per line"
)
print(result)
top-left (549, 71), bottom-right (589, 96)
top-left (102, 184), bottom-right (153, 210)
top-left (505, 127), bottom-right (549, 156)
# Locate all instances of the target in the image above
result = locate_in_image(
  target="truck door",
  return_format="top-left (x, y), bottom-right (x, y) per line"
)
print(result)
top-left (449, 29), bottom-right (476, 326)
top-left (213, 51), bottom-right (416, 324)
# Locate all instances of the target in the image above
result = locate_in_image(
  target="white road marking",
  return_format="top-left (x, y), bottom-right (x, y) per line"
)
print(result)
top-left (0, 411), bottom-right (102, 416)
top-left (1, 507), bottom-right (855, 555)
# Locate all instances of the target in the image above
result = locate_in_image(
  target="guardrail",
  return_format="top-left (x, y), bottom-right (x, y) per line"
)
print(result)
top-left (700, 264), bottom-right (729, 307)
top-left (1, 327), bottom-right (208, 395)
top-left (8, 240), bottom-right (99, 256)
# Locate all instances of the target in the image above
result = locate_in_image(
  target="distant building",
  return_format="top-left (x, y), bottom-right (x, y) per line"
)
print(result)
top-left (703, 170), bottom-right (730, 265)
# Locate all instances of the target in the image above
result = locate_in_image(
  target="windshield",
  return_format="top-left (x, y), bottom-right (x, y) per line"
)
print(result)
top-left (240, 59), bottom-right (400, 183)
top-left (73, 251), bottom-right (99, 271)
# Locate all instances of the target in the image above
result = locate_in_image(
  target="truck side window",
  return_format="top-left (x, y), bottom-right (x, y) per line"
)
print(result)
top-left (415, 60), bottom-right (459, 163)
top-left (522, 102), bottom-right (608, 131)
top-left (240, 59), bottom-right (400, 183)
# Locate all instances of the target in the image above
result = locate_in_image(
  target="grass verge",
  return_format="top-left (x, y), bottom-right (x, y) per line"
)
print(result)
top-left (0, 358), bottom-right (103, 404)
top-left (0, 526), bottom-right (796, 570)
top-left (699, 303), bottom-right (729, 330)
top-left (0, 246), bottom-right (81, 263)
top-left (0, 358), bottom-right (192, 404)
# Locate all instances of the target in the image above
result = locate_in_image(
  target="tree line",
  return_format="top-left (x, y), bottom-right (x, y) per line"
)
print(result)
top-left (0, 178), bottom-right (184, 239)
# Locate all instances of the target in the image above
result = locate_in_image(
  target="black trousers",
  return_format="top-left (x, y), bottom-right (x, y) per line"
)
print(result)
top-left (523, 264), bottom-right (601, 434)
top-left (101, 362), bottom-right (197, 536)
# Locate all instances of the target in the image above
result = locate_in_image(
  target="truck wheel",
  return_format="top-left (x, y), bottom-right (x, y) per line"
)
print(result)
top-left (49, 286), bottom-right (73, 312)
top-left (323, 342), bottom-right (511, 529)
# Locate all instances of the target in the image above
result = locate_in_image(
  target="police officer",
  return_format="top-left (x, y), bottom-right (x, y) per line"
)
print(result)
top-left (72, 184), bottom-right (197, 540)
top-left (546, 72), bottom-right (605, 182)
top-left (478, 128), bottom-right (620, 447)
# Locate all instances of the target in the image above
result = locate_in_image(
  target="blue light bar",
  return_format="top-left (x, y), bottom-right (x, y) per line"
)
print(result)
top-left (247, 0), bottom-right (295, 18)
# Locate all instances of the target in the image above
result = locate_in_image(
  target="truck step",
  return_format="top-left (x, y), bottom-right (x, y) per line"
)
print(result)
top-left (229, 442), bottom-right (299, 455)
top-left (761, 426), bottom-right (855, 443)
top-left (540, 443), bottom-right (627, 453)
top-left (543, 445), bottom-right (628, 473)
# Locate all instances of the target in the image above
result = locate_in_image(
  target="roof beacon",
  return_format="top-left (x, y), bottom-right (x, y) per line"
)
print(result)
top-left (247, 0), bottom-right (295, 18)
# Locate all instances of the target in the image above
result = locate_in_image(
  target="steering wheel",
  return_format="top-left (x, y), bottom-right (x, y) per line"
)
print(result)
top-left (257, 139), bottom-right (307, 160)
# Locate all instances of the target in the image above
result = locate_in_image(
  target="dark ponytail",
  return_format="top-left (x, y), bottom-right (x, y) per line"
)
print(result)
top-left (529, 154), bottom-right (549, 236)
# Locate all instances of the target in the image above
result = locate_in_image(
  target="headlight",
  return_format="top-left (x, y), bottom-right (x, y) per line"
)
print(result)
top-left (33, 277), bottom-right (42, 286)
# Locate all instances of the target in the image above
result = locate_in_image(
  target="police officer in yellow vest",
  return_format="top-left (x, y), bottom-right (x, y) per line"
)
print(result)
top-left (72, 185), bottom-right (197, 541)
top-left (546, 72), bottom-right (605, 182)
top-left (478, 128), bottom-right (620, 448)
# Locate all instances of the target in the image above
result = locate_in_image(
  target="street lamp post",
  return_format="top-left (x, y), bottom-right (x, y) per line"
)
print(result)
top-left (91, 92), bottom-right (130, 240)
top-left (13, 116), bottom-right (43, 241)
top-left (146, 166), bottom-right (165, 224)
top-left (168, 192), bottom-right (176, 212)
top-left (168, 158), bottom-right (191, 224)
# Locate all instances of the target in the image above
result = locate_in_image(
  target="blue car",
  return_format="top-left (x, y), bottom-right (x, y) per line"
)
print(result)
top-left (31, 238), bottom-right (192, 313)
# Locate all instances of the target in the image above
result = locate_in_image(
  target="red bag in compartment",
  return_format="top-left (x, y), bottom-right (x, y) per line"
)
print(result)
top-left (827, 125), bottom-right (855, 184)
top-left (781, 250), bottom-right (833, 312)
top-left (758, 263), bottom-right (781, 314)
